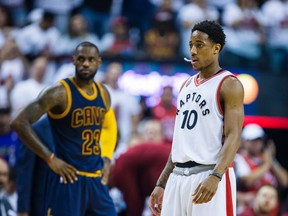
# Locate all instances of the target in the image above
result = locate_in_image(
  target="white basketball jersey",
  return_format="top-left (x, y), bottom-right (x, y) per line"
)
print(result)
top-left (171, 70), bottom-right (234, 164)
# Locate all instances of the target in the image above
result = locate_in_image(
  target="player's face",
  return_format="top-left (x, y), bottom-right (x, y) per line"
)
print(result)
top-left (189, 30), bottom-right (219, 71)
top-left (73, 46), bottom-right (101, 81)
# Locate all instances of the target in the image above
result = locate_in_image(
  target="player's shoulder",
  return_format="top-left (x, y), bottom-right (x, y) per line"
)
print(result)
top-left (220, 71), bottom-right (244, 99)
top-left (39, 80), bottom-right (67, 100)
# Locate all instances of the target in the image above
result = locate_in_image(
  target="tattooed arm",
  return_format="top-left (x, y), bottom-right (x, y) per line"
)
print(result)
top-left (10, 82), bottom-right (78, 184)
top-left (149, 153), bottom-right (175, 216)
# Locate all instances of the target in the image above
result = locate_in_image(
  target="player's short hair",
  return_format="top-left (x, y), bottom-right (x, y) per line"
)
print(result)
top-left (192, 20), bottom-right (226, 51)
top-left (75, 41), bottom-right (100, 55)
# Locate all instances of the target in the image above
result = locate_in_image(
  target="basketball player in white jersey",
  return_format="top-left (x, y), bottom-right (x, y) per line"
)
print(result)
top-left (149, 20), bottom-right (244, 216)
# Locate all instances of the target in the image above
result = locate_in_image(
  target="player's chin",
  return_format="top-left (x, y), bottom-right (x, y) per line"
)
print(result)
top-left (192, 66), bottom-right (200, 71)
top-left (192, 62), bottom-right (201, 71)
top-left (78, 73), bottom-right (95, 81)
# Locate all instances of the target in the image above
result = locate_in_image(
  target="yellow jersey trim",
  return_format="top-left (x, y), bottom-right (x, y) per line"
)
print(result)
top-left (96, 82), bottom-right (108, 111)
top-left (48, 80), bottom-right (72, 119)
top-left (77, 170), bottom-right (102, 178)
top-left (69, 77), bottom-right (97, 100)
top-left (100, 108), bottom-right (117, 160)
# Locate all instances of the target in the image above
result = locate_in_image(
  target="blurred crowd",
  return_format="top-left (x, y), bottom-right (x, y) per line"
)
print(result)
top-left (1, 0), bottom-right (288, 215)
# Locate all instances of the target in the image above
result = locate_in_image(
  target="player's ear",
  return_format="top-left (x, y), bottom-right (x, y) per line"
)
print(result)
top-left (97, 57), bottom-right (102, 66)
top-left (72, 55), bottom-right (76, 65)
top-left (213, 44), bottom-right (221, 55)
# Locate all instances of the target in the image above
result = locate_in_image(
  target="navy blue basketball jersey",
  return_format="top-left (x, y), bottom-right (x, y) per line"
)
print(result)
top-left (48, 77), bottom-right (108, 172)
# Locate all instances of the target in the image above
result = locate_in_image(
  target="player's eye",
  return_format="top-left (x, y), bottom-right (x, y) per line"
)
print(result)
top-left (78, 57), bottom-right (84, 62)
top-left (89, 58), bottom-right (96, 63)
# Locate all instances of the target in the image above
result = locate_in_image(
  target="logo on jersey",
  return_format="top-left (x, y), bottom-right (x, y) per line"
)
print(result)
top-left (176, 92), bottom-right (210, 116)
top-left (71, 106), bottom-right (106, 128)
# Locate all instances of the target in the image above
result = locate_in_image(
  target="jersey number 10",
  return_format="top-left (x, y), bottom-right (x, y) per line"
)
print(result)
top-left (181, 110), bottom-right (198, 130)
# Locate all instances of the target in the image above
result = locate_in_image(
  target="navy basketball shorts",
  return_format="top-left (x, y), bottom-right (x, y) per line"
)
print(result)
top-left (44, 170), bottom-right (116, 216)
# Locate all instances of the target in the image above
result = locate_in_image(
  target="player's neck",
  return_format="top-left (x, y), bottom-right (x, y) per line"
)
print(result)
top-left (198, 67), bottom-right (222, 81)
top-left (73, 77), bottom-right (95, 95)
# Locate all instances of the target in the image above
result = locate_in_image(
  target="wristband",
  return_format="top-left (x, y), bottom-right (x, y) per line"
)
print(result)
top-left (46, 153), bottom-right (55, 163)
top-left (209, 172), bottom-right (222, 181)
top-left (155, 184), bottom-right (165, 189)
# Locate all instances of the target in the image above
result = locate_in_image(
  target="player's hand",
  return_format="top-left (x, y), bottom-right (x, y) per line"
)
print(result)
top-left (149, 186), bottom-right (164, 216)
top-left (47, 156), bottom-right (78, 184)
top-left (101, 157), bottom-right (112, 185)
top-left (192, 175), bottom-right (220, 204)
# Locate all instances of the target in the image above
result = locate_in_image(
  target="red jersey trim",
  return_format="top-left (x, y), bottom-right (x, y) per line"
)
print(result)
top-left (194, 70), bottom-right (227, 87)
top-left (216, 75), bottom-right (235, 115)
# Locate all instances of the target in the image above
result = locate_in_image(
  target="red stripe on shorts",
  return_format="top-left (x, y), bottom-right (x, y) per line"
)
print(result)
top-left (225, 170), bottom-right (234, 216)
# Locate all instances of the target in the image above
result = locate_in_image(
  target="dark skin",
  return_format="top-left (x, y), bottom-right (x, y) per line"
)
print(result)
top-left (11, 45), bottom-right (112, 185)
top-left (149, 30), bottom-right (244, 215)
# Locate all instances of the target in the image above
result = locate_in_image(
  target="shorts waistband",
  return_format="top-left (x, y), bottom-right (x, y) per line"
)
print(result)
top-left (77, 170), bottom-right (102, 178)
top-left (176, 161), bottom-right (202, 168)
top-left (173, 164), bottom-right (215, 176)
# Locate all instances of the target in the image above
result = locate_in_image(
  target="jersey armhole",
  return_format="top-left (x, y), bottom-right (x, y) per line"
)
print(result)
top-left (179, 77), bottom-right (191, 92)
top-left (96, 82), bottom-right (109, 111)
top-left (48, 80), bottom-right (72, 119)
top-left (216, 75), bottom-right (234, 115)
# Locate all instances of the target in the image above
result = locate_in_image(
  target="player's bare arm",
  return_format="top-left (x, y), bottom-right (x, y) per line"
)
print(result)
top-left (11, 82), bottom-right (79, 184)
top-left (192, 76), bottom-right (244, 204)
top-left (214, 76), bottom-right (244, 176)
top-left (156, 153), bottom-right (175, 187)
top-left (149, 153), bottom-right (175, 215)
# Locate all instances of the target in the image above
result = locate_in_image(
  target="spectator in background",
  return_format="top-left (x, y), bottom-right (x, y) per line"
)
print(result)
top-left (221, 0), bottom-right (266, 69)
top-left (144, 4), bottom-right (180, 61)
top-left (0, 107), bottom-right (19, 167)
top-left (138, 96), bottom-right (152, 133)
top-left (4, 165), bottom-right (17, 212)
top-left (14, 10), bottom-right (60, 60)
top-left (0, 158), bottom-right (9, 196)
top-left (151, 86), bottom-right (176, 145)
top-left (110, 119), bottom-right (171, 216)
top-left (0, 158), bottom-right (15, 215)
top-left (0, 38), bottom-right (28, 113)
top-left (0, 4), bottom-right (17, 48)
top-left (102, 62), bottom-right (141, 154)
top-left (32, 0), bottom-right (82, 34)
top-left (13, 10), bottom-right (60, 84)
top-left (10, 56), bottom-right (48, 118)
top-left (76, 0), bottom-right (113, 38)
top-left (121, 0), bottom-right (156, 47)
top-left (261, 0), bottom-right (288, 74)
top-left (0, 0), bottom-right (27, 27)
top-left (53, 13), bottom-right (101, 65)
top-left (234, 123), bottom-right (288, 215)
top-left (150, 0), bottom-right (184, 13)
top-left (238, 184), bottom-right (279, 216)
top-left (177, 0), bottom-right (220, 58)
top-left (101, 16), bottom-right (138, 58)
top-left (0, 37), bottom-right (29, 86)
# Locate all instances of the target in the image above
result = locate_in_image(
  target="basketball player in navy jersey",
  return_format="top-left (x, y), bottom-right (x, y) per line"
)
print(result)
top-left (11, 41), bottom-right (118, 216)
top-left (149, 20), bottom-right (244, 216)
